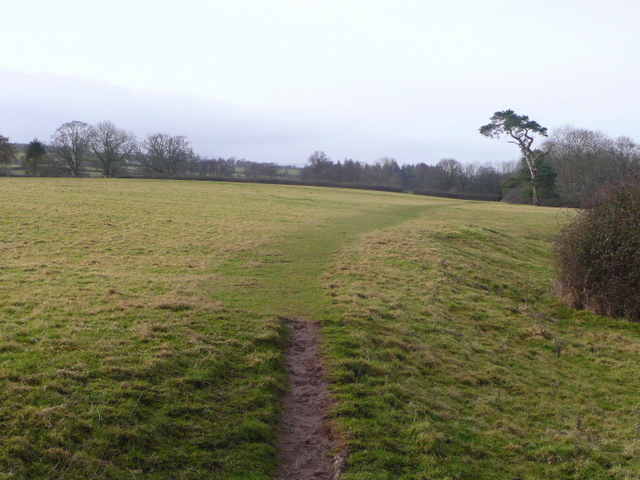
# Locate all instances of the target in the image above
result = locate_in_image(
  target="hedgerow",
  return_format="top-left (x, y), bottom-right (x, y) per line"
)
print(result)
top-left (554, 177), bottom-right (640, 321)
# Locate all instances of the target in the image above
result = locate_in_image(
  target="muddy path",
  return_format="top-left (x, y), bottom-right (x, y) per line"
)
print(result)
top-left (275, 318), bottom-right (343, 480)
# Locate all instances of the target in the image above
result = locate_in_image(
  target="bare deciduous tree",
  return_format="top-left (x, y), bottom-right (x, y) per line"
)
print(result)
top-left (543, 127), bottom-right (614, 201)
top-left (611, 136), bottom-right (640, 180)
top-left (301, 151), bottom-right (336, 182)
top-left (433, 158), bottom-right (463, 191)
top-left (543, 127), bottom-right (640, 202)
top-left (50, 121), bottom-right (93, 176)
top-left (135, 133), bottom-right (193, 176)
top-left (90, 121), bottom-right (136, 177)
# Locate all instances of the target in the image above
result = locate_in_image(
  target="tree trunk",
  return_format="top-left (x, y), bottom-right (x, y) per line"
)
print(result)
top-left (525, 154), bottom-right (540, 206)
top-left (531, 184), bottom-right (539, 206)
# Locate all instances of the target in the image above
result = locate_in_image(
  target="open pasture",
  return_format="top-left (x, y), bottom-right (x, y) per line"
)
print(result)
top-left (0, 178), bottom-right (639, 479)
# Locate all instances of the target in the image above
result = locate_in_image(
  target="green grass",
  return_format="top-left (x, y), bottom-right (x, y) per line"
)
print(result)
top-left (0, 178), bottom-right (639, 479)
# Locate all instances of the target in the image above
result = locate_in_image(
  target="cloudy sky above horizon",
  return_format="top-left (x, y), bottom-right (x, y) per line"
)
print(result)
top-left (2, 0), bottom-right (640, 166)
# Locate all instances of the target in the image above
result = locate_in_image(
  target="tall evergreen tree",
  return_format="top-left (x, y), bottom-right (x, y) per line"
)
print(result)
top-left (24, 138), bottom-right (47, 176)
top-left (480, 110), bottom-right (551, 205)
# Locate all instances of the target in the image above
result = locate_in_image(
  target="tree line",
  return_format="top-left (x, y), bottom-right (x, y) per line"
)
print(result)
top-left (1, 120), bottom-right (294, 181)
top-left (303, 112), bottom-right (640, 205)
top-left (300, 151), bottom-right (513, 199)
top-left (2, 114), bottom-right (639, 205)
top-left (543, 127), bottom-right (640, 203)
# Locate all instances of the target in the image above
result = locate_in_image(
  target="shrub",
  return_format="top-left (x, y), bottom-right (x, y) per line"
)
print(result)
top-left (554, 177), bottom-right (640, 321)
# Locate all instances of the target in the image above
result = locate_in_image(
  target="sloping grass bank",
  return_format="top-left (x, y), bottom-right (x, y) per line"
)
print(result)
top-left (321, 203), bottom-right (640, 479)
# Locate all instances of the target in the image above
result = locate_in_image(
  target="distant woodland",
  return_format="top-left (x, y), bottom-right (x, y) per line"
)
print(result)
top-left (2, 120), bottom-right (640, 206)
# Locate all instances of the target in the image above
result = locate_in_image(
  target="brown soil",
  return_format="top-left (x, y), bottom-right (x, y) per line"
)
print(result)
top-left (275, 318), bottom-right (343, 480)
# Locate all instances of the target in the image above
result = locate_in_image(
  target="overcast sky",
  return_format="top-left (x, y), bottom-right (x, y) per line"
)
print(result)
top-left (2, 0), bottom-right (639, 166)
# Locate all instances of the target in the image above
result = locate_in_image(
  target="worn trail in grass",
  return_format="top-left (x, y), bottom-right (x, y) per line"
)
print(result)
top-left (274, 318), bottom-right (337, 480)
top-left (222, 199), bottom-right (439, 479)
top-left (218, 202), bottom-right (437, 320)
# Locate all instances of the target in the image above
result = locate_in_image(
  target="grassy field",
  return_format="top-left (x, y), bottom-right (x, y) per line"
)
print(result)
top-left (0, 178), bottom-right (639, 479)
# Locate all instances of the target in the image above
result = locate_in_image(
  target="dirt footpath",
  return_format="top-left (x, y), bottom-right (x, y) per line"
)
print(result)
top-left (275, 318), bottom-right (343, 480)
